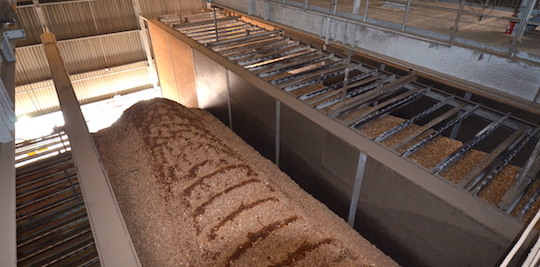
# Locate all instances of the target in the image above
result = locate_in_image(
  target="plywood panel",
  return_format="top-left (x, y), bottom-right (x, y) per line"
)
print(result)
top-left (169, 35), bottom-right (198, 107)
top-left (148, 23), bottom-right (178, 102)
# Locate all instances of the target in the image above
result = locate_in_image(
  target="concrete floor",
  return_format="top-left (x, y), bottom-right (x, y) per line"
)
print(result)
top-left (290, 0), bottom-right (540, 56)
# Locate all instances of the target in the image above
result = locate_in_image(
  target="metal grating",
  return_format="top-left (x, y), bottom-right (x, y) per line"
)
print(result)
top-left (162, 11), bottom-right (540, 220)
top-left (15, 131), bottom-right (100, 267)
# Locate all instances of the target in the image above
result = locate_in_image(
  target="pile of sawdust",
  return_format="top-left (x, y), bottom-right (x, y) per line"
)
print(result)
top-left (93, 98), bottom-right (398, 267)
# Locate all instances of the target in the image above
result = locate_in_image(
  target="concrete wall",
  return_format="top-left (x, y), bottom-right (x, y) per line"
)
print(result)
top-left (210, 0), bottom-right (540, 107)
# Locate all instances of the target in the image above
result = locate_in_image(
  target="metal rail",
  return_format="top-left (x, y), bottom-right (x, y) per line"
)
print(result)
top-left (432, 113), bottom-right (511, 175)
top-left (16, 150), bottom-right (98, 267)
top-left (401, 104), bottom-right (481, 157)
top-left (374, 95), bottom-right (454, 142)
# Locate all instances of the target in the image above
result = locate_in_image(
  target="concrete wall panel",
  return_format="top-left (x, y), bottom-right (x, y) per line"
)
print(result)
top-left (193, 49), bottom-right (229, 124)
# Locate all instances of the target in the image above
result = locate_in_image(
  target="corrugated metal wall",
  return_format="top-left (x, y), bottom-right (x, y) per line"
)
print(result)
top-left (14, 0), bottom-right (206, 117)
top-left (139, 0), bottom-right (207, 20)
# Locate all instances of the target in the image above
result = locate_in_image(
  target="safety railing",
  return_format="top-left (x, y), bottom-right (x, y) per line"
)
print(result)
top-left (274, 0), bottom-right (539, 58)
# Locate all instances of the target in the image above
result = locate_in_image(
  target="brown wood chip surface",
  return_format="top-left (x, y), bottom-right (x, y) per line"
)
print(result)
top-left (359, 114), bottom-right (528, 213)
top-left (477, 165), bottom-right (520, 206)
top-left (93, 98), bottom-right (398, 267)
top-left (440, 150), bottom-right (487, 184)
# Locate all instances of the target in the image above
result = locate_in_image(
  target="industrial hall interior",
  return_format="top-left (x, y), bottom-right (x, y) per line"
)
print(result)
top-left (1, 0), bottom-right (540, 266)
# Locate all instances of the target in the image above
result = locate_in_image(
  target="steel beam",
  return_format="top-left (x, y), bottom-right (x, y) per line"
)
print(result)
top-left (432, 113), bottom-right (510, 174)
top-left (391, 103), bottom-right (465, 150)
top-left (301, 69), bottom-right (379, 101)
top-left (328, 72), bottom-right (416, 116)
top-left (0, 141), bottom-right (15, 267)
top-left (458, 126), bottom-right (527, 189)
top-left (31, 0), bottom-right (49, 33)
top-left (41, 33), bottom-right (141, 267)
top-left (470, 129), bottom-right (537, 196)
top-left (402, 104), bottom-right (480, 157)
top-left (131, 0), bottom-right (158, 90)
top-left (347, 87), bottom-right (427, 127)
top-left (374, 95), bottom-right (453, 142)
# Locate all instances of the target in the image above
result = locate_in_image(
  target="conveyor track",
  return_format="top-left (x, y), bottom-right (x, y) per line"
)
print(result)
top-left (15, 133), bottom-right (99, 267)
top-left (160, 11), bottom-right (540, 223)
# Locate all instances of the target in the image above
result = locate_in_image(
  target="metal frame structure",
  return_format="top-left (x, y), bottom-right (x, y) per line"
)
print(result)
top-left (41, 32), bottom-right (141, 267)
top-left (149, 13), bottom-right (540, 265)
top-left (208, 0), bottom-right (540, 109)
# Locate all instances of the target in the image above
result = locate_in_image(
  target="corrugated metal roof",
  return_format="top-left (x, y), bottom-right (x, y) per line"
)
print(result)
top-left (90, 0), bottom-right (138, 34)
top-left (42, 2), bottom-right (99, 40)
top-left (15, 61), bottom-right (152, 117)
top-left (16, 0), bottom-right (139, 43)
top-left (15, 6), bottom-right (43, 46)
top-left (15, 30), bottom-right (146, 85)
top-left (59, 31), bottom-right (146, 74)
top-left (14, 0), bottom-right (206, 118)
top-left (139, 0), bottom-right (207, 20)
top-left (15, 44), bottom-right (50, 85)
top-left (15, 79), bottom-right (57, 116)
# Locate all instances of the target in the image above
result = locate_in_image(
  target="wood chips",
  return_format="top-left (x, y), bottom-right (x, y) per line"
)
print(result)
top-left (93, 98), bottom-right (398, 267)
top-left (359, 114), bottom-right (523, 210)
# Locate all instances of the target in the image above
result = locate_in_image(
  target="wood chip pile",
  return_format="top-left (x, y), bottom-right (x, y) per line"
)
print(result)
top-left (357, 114), bottom-right (522, 209)
top-left (93, 98), bottom-right (399, 267)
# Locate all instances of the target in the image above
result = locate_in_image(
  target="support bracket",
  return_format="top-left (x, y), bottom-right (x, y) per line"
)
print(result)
top-left (1, 29), bottom-right (25, 62)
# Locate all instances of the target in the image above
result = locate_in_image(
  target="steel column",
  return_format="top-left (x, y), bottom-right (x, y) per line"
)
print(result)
top-left (41, 33), bottom-right (141, 267)
top-left (353, 0), bottom-right (361, 14)
top-left (248, 0), bottom-right (254, 15)
top-left (363, 0), bottom-right (369, 22)
top-left (401, 0), bottom-right (412, 31)
top-left (450, 0), bottom-right (466, 42)
top-left (449, 91), bottom-right (471, 139)
top-left (275, 100), bottom-right (281, 166)
top-left (510, 0), bottom-right (538, 54)
top-left (0, 141), bottom-right (16, 267)
top-left (132, 0), bottom-right (158, 90)
top-left (31, 0), bottom-right (49, 33)
top-left (347, 152), bottom-right (367, 227)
